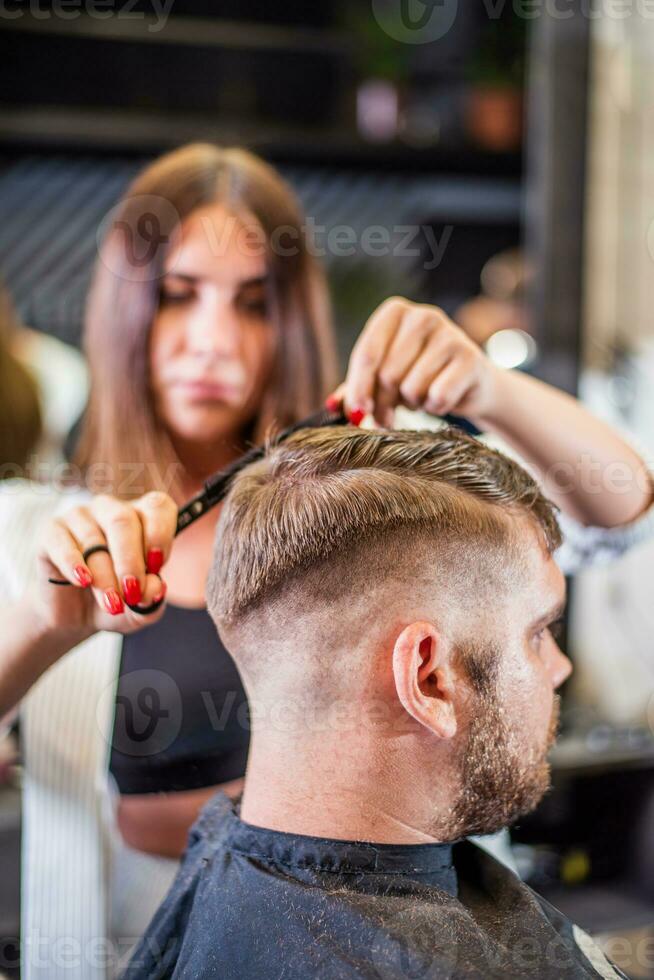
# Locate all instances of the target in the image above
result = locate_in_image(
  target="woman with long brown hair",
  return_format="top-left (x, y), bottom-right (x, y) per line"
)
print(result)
top-left (0, 142), bottom-right (653, 979)
top-left (76, 144), bottom-right (337, 502)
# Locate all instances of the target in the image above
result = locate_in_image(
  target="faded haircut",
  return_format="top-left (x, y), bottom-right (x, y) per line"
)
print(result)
top-left (207, 426), bottom-right (561, 639)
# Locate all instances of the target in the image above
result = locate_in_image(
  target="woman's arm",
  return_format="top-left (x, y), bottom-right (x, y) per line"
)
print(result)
top-left (0, 596), bottom-right (87, 723)
top-left (475, 368), bottom-right (652, 527)
top-left (335, 296), bottom-right (653, 528)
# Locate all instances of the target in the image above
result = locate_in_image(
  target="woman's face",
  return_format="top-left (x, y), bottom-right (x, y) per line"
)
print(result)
top-left (149, 203), bottom-right (275, 460)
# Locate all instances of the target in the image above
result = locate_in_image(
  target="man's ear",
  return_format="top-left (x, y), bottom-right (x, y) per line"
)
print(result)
top-left (392, 621), bottom-right (458, 739)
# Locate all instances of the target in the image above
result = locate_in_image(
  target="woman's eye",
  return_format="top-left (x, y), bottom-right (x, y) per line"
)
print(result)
top-left (239, 296), bottom-right (267, 316)
top-left (160, 289), bottom-right (193, 305)
top-left (237, 284), bottom-right (268, 315)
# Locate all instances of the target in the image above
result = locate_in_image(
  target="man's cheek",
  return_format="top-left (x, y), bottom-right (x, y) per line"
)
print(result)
top-left (504, 668), bottom-right (551, 747)
top-left (530, 690), bottom-right (558, 756)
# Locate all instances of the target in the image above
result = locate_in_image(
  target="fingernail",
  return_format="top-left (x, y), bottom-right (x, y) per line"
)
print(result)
top-left (74, 565), bottom-right (92, 588)
top-left (153, 580), bottom-right (167, 604)
top-left (348, 407), bottom-right (366, 427)
top-left (146, 548), bottom-right (164, 575)
top-left (103, 589), bottom-right (124, 616)
top-left (122, 576), bottom-right (142, 605)
top-left (325, 394), bottom-right (341, 413)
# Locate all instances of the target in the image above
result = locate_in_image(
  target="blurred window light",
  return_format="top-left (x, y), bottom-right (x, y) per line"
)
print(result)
top-left (485, 328), bottom-right (537, 370)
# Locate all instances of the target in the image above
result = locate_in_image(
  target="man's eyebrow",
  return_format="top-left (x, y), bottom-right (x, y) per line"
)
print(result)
top-left (529, 598), bottom-right (567, 632)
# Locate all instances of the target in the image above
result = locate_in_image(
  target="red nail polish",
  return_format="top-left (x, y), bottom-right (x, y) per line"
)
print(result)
top-left (146, 548), bottom-right (164, 575)
top-left (122, 576), bottom-right (142, 605)
top-left (153, 580), bottom-right (167, 604)
top-left (349, 407), bottom-right (365, 427)
top-left (103, 589), bottom-right (124, 616)
top-left (74, 565), bottom-right (92, 588)
top-left (325, 394), bottom-right (341, 413)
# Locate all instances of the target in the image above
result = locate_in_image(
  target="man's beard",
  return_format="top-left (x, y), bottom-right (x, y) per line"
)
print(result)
top-left (444, 690), bottom-right (561, 841)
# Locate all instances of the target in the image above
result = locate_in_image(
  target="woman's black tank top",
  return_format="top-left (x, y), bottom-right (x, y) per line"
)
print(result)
top-left (109, 602), bottom-right (249, 794)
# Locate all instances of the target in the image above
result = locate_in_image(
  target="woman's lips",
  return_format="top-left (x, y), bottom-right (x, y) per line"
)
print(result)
top-left (173, 379), bottom-right (240, 401)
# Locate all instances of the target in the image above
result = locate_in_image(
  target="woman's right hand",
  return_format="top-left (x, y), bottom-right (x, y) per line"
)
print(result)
top-left (31, 491), bottom-right (178, 643)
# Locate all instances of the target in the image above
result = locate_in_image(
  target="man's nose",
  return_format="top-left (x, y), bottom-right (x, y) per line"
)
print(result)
top-left (550, 646), bottom-right (573, 690)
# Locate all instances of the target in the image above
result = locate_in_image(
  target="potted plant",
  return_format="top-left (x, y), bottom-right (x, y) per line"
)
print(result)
top-left (465, 16), bottom-right (526, 152)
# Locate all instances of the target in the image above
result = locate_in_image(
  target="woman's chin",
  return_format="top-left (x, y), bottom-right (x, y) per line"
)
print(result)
top-left (167, 407), bottom-right (247, 449)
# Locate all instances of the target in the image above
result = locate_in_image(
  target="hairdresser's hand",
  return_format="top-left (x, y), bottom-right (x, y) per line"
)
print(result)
top-left (30, 491), bottom-right (177, 643)
top-left (333, 297), bottom-right (499, 427)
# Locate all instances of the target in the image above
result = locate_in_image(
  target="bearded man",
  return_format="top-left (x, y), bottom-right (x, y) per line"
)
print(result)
top-left (122, 425), bottom-right (625, 980)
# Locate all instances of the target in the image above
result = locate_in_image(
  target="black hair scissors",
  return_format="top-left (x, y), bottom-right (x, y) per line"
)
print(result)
top-left (47, 407), bottom-right (348, 613)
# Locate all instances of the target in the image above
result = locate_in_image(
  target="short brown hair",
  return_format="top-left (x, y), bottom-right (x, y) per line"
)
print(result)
top-left (207, 425), bottom-right (561, 632)
top-left (74, 143), bottom-right (338, 499)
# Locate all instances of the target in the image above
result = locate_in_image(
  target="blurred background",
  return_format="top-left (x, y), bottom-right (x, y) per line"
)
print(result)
top-left (1, 1), bottom-right (654, 976)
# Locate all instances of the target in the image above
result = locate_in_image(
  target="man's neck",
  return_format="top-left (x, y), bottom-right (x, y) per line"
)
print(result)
top-left (240, 734), bottom-right (452, 845)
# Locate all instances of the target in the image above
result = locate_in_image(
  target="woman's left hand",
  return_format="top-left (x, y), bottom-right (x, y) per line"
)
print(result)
top-left (330, 296), bottom-right (498, 427)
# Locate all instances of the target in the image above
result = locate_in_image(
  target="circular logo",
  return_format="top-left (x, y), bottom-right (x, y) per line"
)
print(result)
top-left (98, 668), bottom-right (183, 758)
top-left (370, 905), bottom-right (459, 979)
top-left (371, 0), bottom-right (459, 44)
top-left (96, 193), bottom-right (180, 282)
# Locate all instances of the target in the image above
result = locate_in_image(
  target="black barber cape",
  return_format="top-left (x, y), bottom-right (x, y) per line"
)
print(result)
top-left (122, 793), bottom-right (625, 980)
